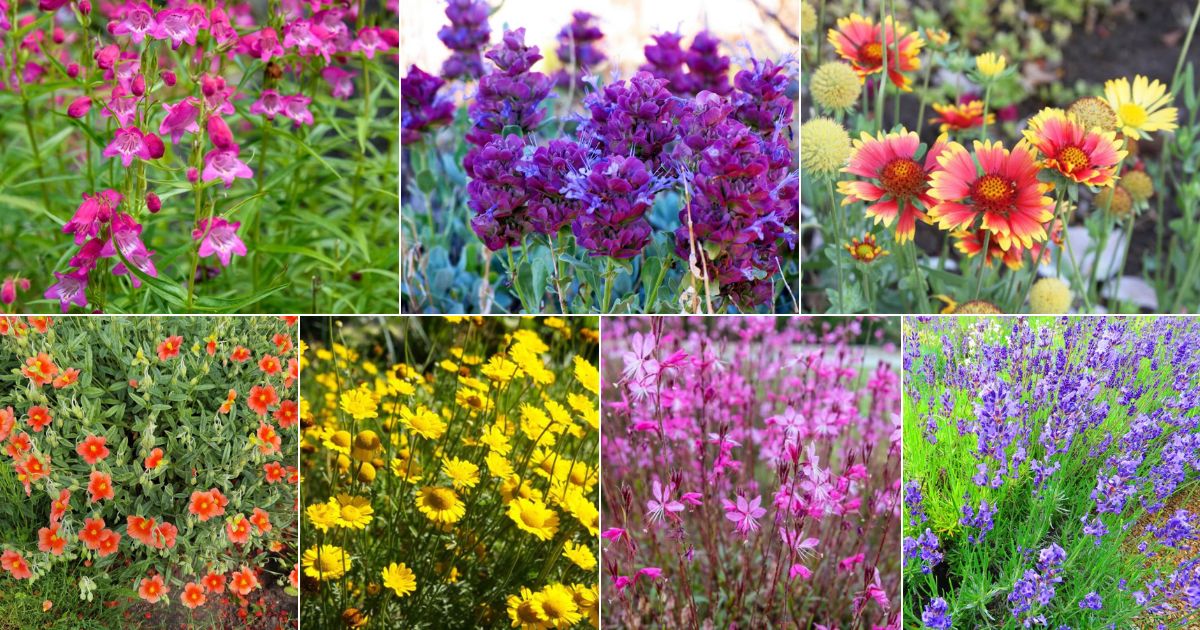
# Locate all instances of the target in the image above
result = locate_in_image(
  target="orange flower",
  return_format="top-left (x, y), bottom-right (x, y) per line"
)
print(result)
top-left (15, 454), bottom-right (49, 495)
top-left (76, 435), bottom-right (110, 465)
top-left (37, 524), bottom-right (68, 555)
top-left (49, 489), bottom-right (71, 523)
top-left (231, 346), bottom-right (251, 362)
top-left (0, 406), bottom-right (13, 441)
top-left (144, 448), bottom-right (164, 469)
top-left (79, 517), bottom-right (107, 550)
top-left (273, 400), bottom-right (298, 429)
top-left (1, 550), bottom-right (32, 579)
top-left (250, 507), bottom-right (272, 533)
top-left (181, 582), bottom-right (207, 609)
top-left (52, 367), bottom-right (80, 389)
top-left (930, 100), bottom-right (994, 133)
top-left (154, 522), bottom-right (178, 549)
top-left (263, 462), bottom-right (286, 484)
top-left (21, 352), bottom-right (58, 386)
top-left (27, 316), bottom-right (51, 333)
top-left (220, 388), bottom-right (238, 414)
top-left (27, 406), bottom-right (53, 432)
top-left (828, 13), bottom-right (924, 91)
top-left (97, 530), bottom-right (121, 557)
top-left (281, 316), bottom-right (298, 326)
top-left (1023, 108), bottom-right (1127, 186)
top-left (6, 432), bottom-right (31, 459)
top-left (248, 384), bottom-right (279, 416)
top-left (137, 575), bottom-right (168, 603)
top-left (273, 333), bottom-right (294, 354)
top-left (286, 358), bottom-right (298, 388)
top-left (259, 354), bottom-right (281, 375)
top-left (257, 423), bottom-right (281, 455)
top-left (289, 565), bottom-right (299, 589)
top-left (845, 234), bottom-right (889, 263)
top-left (189, 489), bottom-right (226, 522)
top-left (838, 130), bottom-right (949, 243)
top-left (87, 470), bottom-right (114, 503)
top-left (206, 339), bottom-right (217, 356)
top-left (156, 335), bottom-right (183, 361)
top-left (226, 515), bottom-right (251, 545)
top-left (228, 566), bottom-right (259, 596)
top-left (202, 572), bottom-right (227, 593)
top-left (126, 515), bottom-right (157, 547)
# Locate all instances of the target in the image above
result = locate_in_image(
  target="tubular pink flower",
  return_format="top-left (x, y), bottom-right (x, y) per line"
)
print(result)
top-left (201, 149), bottom-right (253, 188)
top-left (44, 269), bottom-right (89, 312)
top-left (63, 189), bottom-right (122, 245)
top-left (250, 90), bottom-right (285, 120)
top-left (282, 95), bottom-right (313, 126)
top-left (192, 217), bottom-right (247, 267)
top-left (159, 98), bottom-right (200, 144)
top-left (102, 127), bottom-right (152, 167)
top-left (321, 67), bottom-right (356, 99)
top-left (109, 2), bottom-right (156, 43)
top-left (150, 5), bottom-right (207, 49)
top-left (350, 26), bottom-right (389, 59)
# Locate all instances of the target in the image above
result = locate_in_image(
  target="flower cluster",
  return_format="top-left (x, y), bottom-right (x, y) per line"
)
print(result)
top-left (438, 0), bottom-right (491, 80)
top-left (0, 316), bottom-right (299, 621)
top-left (602, 316), bottom-right (901, 628)
top-left (553, 11), bottom-right (606, 89)
top-left (299, 316), bottom-right (600, 628)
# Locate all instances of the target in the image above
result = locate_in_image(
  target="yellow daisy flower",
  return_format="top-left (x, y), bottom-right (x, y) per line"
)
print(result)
top-left (571, 584), bottom-right (599, 628)
top-left (302, 544), bottom-right (352, 581)
top-left (416, 486), bottom-right (466, 525)
top-left (974, 52), bottom-right (1006, 78)
top-left (401, 405), bottom-right (447, 440)
top-left (562, 542), bottom-right (596, 571)
top-left (442, 456), bottom-right (481, 490)
top-left (572, 356), bottom-right (599, 395)
top-left (306, 501), bottom-right (339, 532)
top-left (381, 562), bottom-right (417, 598)
top-left (534, 584), bottom-right (582, 629)
top-left (1104, 75), bottom-right (1178, 140)
top-left (506, 587), bottom-right (545, 630)
top-left (323, 429), bottom-right (352, 455)
top-left (339, 387), bottom-right (378, 420)
top-left (486, 451), bottom-right (515, 479)
top-left (334, 494), bottom-right (374, 529)
top-left (507, 497), bottom-right (559, 541)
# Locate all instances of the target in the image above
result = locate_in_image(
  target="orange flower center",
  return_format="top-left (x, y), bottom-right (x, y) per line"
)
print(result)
top-left (860, 41), bottom-right (883, 67)
top-left (971, 174), bottom-right (1016, 214)
top-left (880, 158), bottom-right (925, 198)
top-left (1056, 145), bottom-right (1089, 172)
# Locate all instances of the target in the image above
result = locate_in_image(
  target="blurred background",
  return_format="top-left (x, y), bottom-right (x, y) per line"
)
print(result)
top-left (400, 0), bottom-right (799, 77)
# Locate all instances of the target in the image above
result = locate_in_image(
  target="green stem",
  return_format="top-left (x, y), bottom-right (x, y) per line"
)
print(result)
top-left (826, 178), bottom-right (847, 309)
top-left (601, 257), bottom-right (615, 314)
top-left (974, 230), bottom-right (991, 300)
top-left (505, 246), bottom-right (527, 313)
top-left (1063, 222), bottom-right (1094, 311)
top-left (908, 239), bottom-right (931, 312)
top-left (915, 50), bottom-right (935, 135)
top-left (979, 82), bottom-right (993, 141)
top-left (875, 1), bottom-right (889, 131)
top-left (1111, 217), bottom-right (1134, 312)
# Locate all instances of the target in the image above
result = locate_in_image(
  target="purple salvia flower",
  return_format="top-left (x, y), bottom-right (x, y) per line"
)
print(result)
top-left (684, 31), bottom-right (731, 96)
top-left (566, 155), bottom-right (658, 259)
top-left (438, 0), bottom-right (490, 80)
top-left (401, 65), bottom-right (454, 145)
top-left (553, 11), bottom-right (605, 89)
top-left (465, 28), bottom-right (551, 147)
top-left (640, 31), bottom-right (690, 93)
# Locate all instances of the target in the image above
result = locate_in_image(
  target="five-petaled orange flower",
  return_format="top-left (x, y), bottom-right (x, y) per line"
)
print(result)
top-left (257, 423), bottom-right (281, 455)
top-left (126, 515), bottom-right (158, 547)
top-left (248, 384), bottom-right (279, 416)
top-left (27, 406), bottom-right (53, 432)
top-left (229, 566), bottom-right (259, 596)
top-left (274, 399), bottom-right (298, 428)
top-left (87, 470), bottom-right (114, 503)
top-left (182, 582), bottom-right (207, 609)
top-left (226, 515), bottom-right (252, 545)
top-left (79, 517), bottom-right (107, 550)
top-left (202, 572), bottom-right (227, 593)
top-left (96, 530), bottom-right (121, 557)
top-left (156, 335), bottom-right (183, 361)
top-left (230, 346), bottom-right (251, 362)
top-left (52, 367), bottom-right (80, 389)
top-left (273, 332), bottom-right (294, 354)
top-left (259, 354), bottom-right (282, 375)
top-left (76, 435), bottom-right (110, 465)
top-left (189, 489), bottom-right (227, 521)
top-left (37, 524), bottom-right (68, 556)
top-left (1, 550), bottom-right (32, 579)
top-left (21, 352), bottom-right (58, 386)
top-left (49, 489), bottom-right (71, 523)
top-left (250, 507), bottom-right (272, 533)
top-left (144, 447), bottom-right (164, 469)
top-left (137, 575), bottom-right (168, 603)
top-left (263, 462), bottom-right (286, 484)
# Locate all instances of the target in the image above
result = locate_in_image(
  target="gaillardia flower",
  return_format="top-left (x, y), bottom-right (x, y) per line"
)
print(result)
top-left (837, 130), bottom-right (947, 242)
top-left (930, 100), bottom-right (993, 133)
top-left (928, 140), bottom-right (1054, 250)
top-left (827, 13), bottom-right (924, 91)
top-left (1023, 108), bottom-right (1126, 187)
top-left (1103, 75), bottom-right (1178, 140)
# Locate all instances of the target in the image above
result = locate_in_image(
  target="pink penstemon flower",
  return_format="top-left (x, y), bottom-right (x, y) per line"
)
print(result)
top-left (159, 98), bottom-right (200, 144)
top-left (202, 149), bottom-right (254, 188)
top-left (108, 1), bottom-right (157, 44)
top-left (192, 217), bottom-right (247, 267)
top-left (103, 127), bottom-right (154, 167)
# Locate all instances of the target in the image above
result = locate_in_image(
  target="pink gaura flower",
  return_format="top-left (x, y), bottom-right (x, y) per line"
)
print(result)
top-left (282, 95), bottom-right (313, 126)
top-left (789, 564), bottom-right (812, 581)
top-left (839, 552), bottom-right (865, 572)
top-left (249, 90), bottom-right (285, 120)
top-left (103, 127), bottom-right (154, 167)
top-left (192, 217), bottom-right (247, 267)
top-left (159, 98), bottom-right (200, 144)
top-left (44, 269), bottom-right (89, 313)
top-left (202, 149), bottom-right (253, 188)
top-left (600, 527), bottom-right (626, 542)
top-left (851, 568), bottom-right (890, 615)
top-left (680, 492), bottom-right (703, 507)
top-left (151, 5), bottom-right (208, 49)
top-left (636, 567), bottom-right (663, 581)
top-left (109, 2), bottom-right (156, 43)
top-left (722, 493), bottom-right (767, 535)
top-left (321, 67), bottom-right (356, 99)
top-left (646, 478), bottom-right (684, 523)
top-left (63, 189), bottom-right (122, 245)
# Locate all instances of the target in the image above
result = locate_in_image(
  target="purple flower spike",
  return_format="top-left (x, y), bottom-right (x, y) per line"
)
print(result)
top-left (439, 0), bottom-right (491, 80)
top-left (640, 31), bottom-right (690, 93)
top-left (685, 31), bottom-right (731, 96)
top-left (567, 155), bottom-right (658, 259)
top-left (401, 65), bottom-right (455, 145)
top-left (465, 28), bottom-right (551, 147)
top-left (554, 11), bottom-right (605, 89)
top-left (467, 134), bottom-right (531, 251)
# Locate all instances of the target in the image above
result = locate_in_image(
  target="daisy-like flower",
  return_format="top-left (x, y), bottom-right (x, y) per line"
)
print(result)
top-left (974, 52), bottom-right (1006, 78)
top-left (381, 562), bottom-right (417, 598)
top-left (929, 100), bottom-right (993, 133)
top-left (442, 457), bottom-right (481, 489)
top-left (333, 494), bottom-right (374, 529)
top-left (416, 486), bottom-right (466, 525)
top-left (928, 140), bottom-right (1055, 250)
top-left (1023, 108), bottom-right (1126, 186)
top-left (723, 493), bottom-right (767, 535)
top-left (401, 405), bottom-right (448, 440)
top-left (302, 545), bottom-right (351, 581)
top-left (535, 584), bottom-right (583, 629)
top-left (506, 587), bottom-right (545, 629)
top-left (1104, 75), bottom-right (1178, 140)
top-left (838, 130), bottom-right (948, 242)
top-left (827, 13), bottom-right (924, 91)
top-left (508, 496), bottom-right (560, 540)
top-left (845, 234), bottom-right (889, 262)
top-left (562, 541), bottom-right (597, 570)
top-left (192, 217), bottom-right (247, 267)
top-left (953, 221), bottom-right (1058, 270)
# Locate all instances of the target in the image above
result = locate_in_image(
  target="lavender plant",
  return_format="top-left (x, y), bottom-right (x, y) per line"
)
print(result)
top-left (903, 316), bottom-right (1200, 629)
top-left (401, 2), bottom-right (799, 314)
top-left (601, 316), bottom-right (901, 628)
